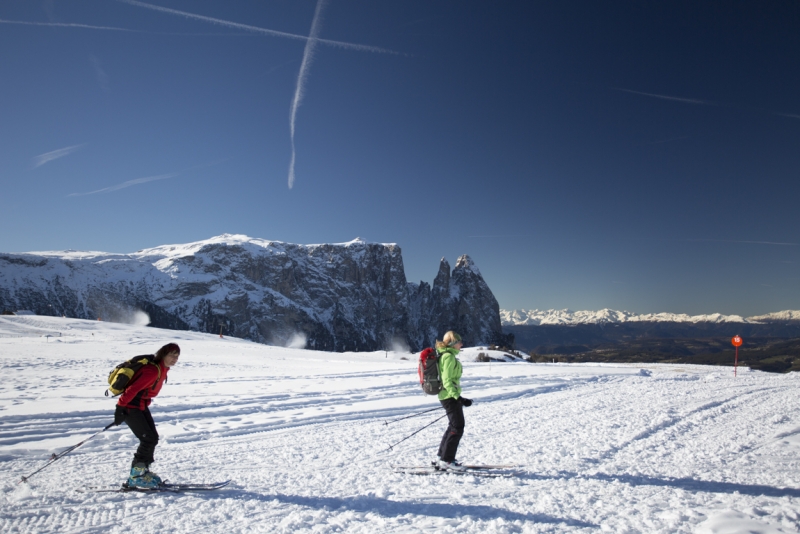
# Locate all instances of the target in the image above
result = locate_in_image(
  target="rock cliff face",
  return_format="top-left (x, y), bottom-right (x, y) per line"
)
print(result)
top-left (0, 235), bottom-right (508, 351)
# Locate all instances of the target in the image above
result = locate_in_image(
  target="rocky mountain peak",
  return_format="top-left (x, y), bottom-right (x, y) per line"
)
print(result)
top-left (454, 254), bottom-right (480, 275)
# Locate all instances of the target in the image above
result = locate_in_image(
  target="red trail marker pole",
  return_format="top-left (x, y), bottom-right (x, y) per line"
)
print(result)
top-left (731, 335), bottom-right (743, 377)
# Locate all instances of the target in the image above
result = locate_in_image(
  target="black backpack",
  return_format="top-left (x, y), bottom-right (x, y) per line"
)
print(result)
top-left (418, 347), bottom-right (443, 395)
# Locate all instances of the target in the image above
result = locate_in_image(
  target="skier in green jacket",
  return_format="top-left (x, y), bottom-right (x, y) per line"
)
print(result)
top-left (435, 331), bottom-right (472, 471)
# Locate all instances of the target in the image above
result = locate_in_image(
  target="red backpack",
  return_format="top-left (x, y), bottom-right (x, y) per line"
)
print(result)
top-left (418, 347), bottom-right (443, 395)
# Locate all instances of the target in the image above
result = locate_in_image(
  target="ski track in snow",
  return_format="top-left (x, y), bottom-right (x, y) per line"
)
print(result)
top-left (1, 316), bottom-right (799, 533)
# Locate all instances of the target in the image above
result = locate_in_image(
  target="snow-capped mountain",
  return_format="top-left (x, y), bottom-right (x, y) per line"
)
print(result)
top-left (747, 310), bottom-right (800, 322)
top-left (500, 308), bottom-right (800, 326)
top-left (0, 234), bottom-right (509, 351)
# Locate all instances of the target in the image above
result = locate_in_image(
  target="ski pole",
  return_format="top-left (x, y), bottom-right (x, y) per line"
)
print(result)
top-left (19, 422), bottom-right (116, 484)
top-left (382, 414), bottom-right (447, 453)
top-left (383, 406), bottom-right (441, 426)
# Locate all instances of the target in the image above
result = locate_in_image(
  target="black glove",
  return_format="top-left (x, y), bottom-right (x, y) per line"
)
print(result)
top-left (114, 406), bottom-right (128, 426)
top-left (459, 397), bottom-right (473, 407)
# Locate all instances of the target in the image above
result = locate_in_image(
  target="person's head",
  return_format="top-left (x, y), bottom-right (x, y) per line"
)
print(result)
top-left (155, 343), bottom-right (180, 367)
top-left (436, 331), bottom-right (463, 350)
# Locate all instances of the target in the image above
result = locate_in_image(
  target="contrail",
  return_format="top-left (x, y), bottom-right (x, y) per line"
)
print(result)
top-left (613, 87), bottom-right (714, 105)
top-left (116, 0), bottom-right (396, 54)
top-left (68, 172), bottom-right (180, 197)
top-left (616, 87), bottom-right (800, 121)
top-left (684, 238), bottom-right (799, 247)
top-left (288, 0), bottom-right (326, 189)
top-left (0, 18), bottom-right (145, 32)
top-left (468, 234), bottom-right (522, 238)
top-left (66, 159), bottom-right (226, 197)
top-left (90, 55), bottom-right (109, 91)
top-left (0, 18), bottom-right (254, 36)
top-left (33, 144), bottom-right (86, 168)
top-left (116, 0), bottom-right (396, 189)
top-left (632, 237), bottom-right (799, 247)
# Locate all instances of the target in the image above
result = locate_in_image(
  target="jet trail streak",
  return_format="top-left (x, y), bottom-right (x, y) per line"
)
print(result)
top-left (0, 19), bottom-right (144, 32)
top-left (288, 0), bottom-right (326, 189)
top-left (68, 172), bottom-right (180, 197)
top-left (614, 88), bottom-right (713, 105)
top-left (117, 0), bottom-right (396, 54)
top-left (34, 144), bottom-right (85, 168)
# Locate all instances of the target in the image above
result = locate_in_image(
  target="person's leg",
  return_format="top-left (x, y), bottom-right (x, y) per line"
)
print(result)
top-left (439, 399), bottom-right (465, 463)
top-left (438, 401), bottom-right (450, 460)
top-left (122, 407), bottom-right (161, 487)
top-left (124, 407), bottom-right (159, 467)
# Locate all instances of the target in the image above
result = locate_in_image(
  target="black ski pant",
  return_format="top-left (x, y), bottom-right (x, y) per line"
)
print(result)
top-left (438, 398), bottom-right (465, 463)
top-left (123, 407), bottom-right (159, 468)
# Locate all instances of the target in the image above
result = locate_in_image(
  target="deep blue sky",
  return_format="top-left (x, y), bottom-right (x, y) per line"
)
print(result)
top-left (1, 1), bottom-right (799, 316)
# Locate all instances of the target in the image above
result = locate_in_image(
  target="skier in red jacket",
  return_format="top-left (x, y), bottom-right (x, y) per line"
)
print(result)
top-left (114, 343), bottom-right (180, 489)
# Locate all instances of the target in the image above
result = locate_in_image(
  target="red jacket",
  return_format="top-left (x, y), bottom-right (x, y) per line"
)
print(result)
top-left (117, 360), bottom-right (169, 410)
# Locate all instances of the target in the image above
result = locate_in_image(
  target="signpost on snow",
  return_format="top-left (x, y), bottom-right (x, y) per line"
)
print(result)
top-left (731, 335), bottom-right (743, 377)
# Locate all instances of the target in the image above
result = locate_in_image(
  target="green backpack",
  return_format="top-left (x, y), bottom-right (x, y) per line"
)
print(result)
top-left (105, 355), bottom-right (161, 397)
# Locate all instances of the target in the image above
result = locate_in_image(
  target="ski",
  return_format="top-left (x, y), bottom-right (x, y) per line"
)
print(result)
top-left (392, 464), bottom-right (521, 477)
top-left (394, 467), bottom-right (508, 477)
top-left (394, 464), bottom-right (522, 470)
top-left (83, 480), bottom-right (231, 493)
top-left (159, 481), bottom-right (231, 491)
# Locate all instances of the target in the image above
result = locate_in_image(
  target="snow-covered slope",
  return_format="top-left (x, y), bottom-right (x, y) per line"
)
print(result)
top-left (500, 308), bottom-right (800, 326)
top-left (0, 234), bottom-right (508, 351)
top-left (1, 316), bottom-right (799, 533)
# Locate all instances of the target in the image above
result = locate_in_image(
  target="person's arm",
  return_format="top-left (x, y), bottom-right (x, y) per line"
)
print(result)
top-left (440, 352), bottom-right (461, 399)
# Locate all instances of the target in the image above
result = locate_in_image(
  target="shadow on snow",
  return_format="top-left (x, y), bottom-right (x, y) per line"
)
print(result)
top-left (227, 490), bottom-right (598, 527)
top-left (523, 471), bottom-right (800, 499)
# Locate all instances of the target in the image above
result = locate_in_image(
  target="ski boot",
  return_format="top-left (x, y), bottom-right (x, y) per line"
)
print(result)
top-left (146, 466), bottom-right (163, 486)
top-left (437, 459), bottom-right (466, 472)
top-left (126, 464), bottom-right (162, 489)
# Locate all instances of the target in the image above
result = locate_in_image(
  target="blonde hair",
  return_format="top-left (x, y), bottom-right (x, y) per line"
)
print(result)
top-left (435, 331), bottom-right (462, 349)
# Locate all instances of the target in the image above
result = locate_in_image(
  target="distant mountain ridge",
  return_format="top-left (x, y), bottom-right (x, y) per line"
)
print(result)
top-left (0, 234), bottom-right (509, 351)
top-left (500, 308), bottom-right (800, 326)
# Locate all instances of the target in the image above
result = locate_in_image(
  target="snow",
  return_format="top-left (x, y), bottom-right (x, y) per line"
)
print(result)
top-left (20, 234), bottom-right (397, 268)
top-left (455, 255), bottom-right (482, 276)
top-left (2, 315), bottom-right (799, 533)
top-left (749, 311), bottom-right (800, 322)
top-left (499, 308), bottom-right (800, 326)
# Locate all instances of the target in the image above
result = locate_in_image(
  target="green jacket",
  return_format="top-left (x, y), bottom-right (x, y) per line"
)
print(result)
top-left (437, 347), bottom-right (462, 401)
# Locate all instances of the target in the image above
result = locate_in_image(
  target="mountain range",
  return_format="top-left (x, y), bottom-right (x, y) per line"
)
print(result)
top-left (0, 234), bottom-right (510, 352)
top-left (501, 307), bottom-right (800, 373)
top-left (500, 308), bottom-right (800, 326)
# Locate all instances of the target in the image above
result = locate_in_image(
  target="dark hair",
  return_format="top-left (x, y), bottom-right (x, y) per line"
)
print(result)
top-left (155, 343), bottom-right (180, 361)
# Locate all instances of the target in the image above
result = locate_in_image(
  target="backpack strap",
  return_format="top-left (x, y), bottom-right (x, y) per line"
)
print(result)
top-left (149, 361), bottom-right (162, 391)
